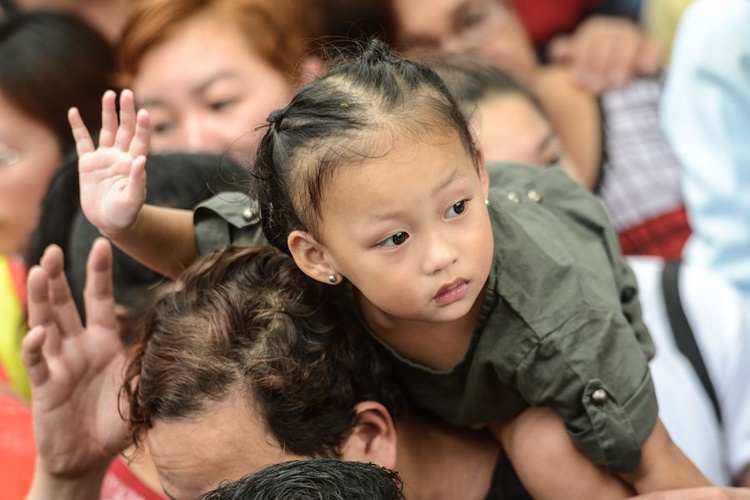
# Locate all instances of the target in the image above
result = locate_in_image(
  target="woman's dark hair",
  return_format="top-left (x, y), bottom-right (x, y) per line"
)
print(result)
top-left (423, 53), bottom-right (548, 123)
top-left (200, 459), bottom-right (404, 500)
top-left (124, 245), bottom-right (404, 458)
top-left (255, 38), bottom-right (479, 253)
top-left (0, 10), bottom-right (115, 155)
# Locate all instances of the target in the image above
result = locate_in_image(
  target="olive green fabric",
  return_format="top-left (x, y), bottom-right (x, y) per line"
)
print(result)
top-left (192, 162), bottom-right (658, 474)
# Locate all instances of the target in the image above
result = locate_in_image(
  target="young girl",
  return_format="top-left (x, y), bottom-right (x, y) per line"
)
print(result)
top-left (68, 42), bottom-right (708, 497)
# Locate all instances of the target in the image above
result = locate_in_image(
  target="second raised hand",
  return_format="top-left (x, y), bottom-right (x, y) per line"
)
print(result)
top-left (68, 89), bottom-right (151, 237)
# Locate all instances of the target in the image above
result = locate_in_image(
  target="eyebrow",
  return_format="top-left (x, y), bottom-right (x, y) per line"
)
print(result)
top-left (136, 71), bottom-right (241, 109)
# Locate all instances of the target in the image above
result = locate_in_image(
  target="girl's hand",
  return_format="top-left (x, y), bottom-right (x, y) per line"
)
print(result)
top-left (22, 239), bottom-right (129, 477)
top-left (68, 89), bottom-right (150, 238)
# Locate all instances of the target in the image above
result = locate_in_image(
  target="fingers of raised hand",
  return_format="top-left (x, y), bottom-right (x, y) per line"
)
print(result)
top-left (26, 265), bottom-right (63, 358)
top-left (129, 109), bottom-right (151, 159)
top-left (40, 245), bottom-right (84, 338)
top-left (68, 107), bottom-right (95, 157)
top-left (22, 326), bottom-right (51, 387)
top-left (99, 90), bottom-right (119, 148)
top-left (114, 90), bottom-right (139, 150)
top-left (83, 239), bottom-right (118, 332)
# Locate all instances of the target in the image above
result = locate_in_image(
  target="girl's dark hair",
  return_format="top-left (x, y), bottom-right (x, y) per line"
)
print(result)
top-left (124, 245), bottom-right (403, 458)
top-left (423, 53), bottom-right (548, 123)
top-left (0, 10), bottom-right (115, 155)
top-left (255, 38), bottom-right (479, 252)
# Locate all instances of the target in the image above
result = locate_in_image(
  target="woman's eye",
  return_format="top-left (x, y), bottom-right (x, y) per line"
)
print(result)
top-left (209, 99), bottom-right (236, 112)
top-left (152, 121), bottom-right (174, 134)
top-left (378, 232), bottom-right (409, 248)
top-left (446, 200), bottom-right (467, 218)
top-left (461, 12), bottom-right (485, 31)
top-left (545, 155), bottom-right (562, 167)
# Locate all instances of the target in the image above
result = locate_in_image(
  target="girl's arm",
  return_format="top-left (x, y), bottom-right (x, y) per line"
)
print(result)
top-left (491, 409), bottom-right (711, 499)
top-left (619, 419), bottom-right (711, 492)
top-left (69, 90), bottom-right (197, 279)
top-left (490, 407), bottom-right (633, 500)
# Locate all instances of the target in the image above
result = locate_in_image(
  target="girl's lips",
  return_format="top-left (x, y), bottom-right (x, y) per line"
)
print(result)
top-left (434, 279), bottom-right (469, 306)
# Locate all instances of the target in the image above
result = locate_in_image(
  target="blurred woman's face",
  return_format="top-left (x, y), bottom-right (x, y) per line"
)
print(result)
top-left (0, 91), bottom-right (61, 256)
top-left (392, 0), bottom-right (538, 86)
top-left (472, 93), bottom-right (584, 185)
top-left (131, 13), bottom-right (297, 163)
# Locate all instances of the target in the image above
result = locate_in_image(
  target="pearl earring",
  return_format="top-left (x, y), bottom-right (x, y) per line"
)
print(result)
top-left (328, 275), bottom-right (337, 283)
top-left (485, 199), bottom-right (490, 207)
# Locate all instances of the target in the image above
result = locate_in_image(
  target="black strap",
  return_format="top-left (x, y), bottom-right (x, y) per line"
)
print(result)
top-left (661, 260), bottom-right (722, 424)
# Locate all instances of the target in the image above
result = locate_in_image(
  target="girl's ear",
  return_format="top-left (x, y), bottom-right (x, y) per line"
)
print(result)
top-left (339, 401), bottom-right (398, 470)
top-left (287, 230), bottom-right (338, 285)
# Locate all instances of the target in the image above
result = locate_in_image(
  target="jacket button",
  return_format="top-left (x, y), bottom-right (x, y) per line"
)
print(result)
top-left (527, 189), bottom-right (542, 202)
top-left (591, 389), bottom-right (608, 405)
top-left (507, 192), bottom-right (520, 203)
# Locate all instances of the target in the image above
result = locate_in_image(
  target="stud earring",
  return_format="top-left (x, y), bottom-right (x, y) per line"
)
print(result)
top-left (328, 274), bottom-right (337, 283)
top-left (485, 199), bottom-right (490, 207)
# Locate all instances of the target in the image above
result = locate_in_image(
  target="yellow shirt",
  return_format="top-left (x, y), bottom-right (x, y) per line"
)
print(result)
top-left (0, 255), bottom-right (30, 399)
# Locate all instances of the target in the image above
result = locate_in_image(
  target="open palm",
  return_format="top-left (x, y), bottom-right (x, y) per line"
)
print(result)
top-left (23, 240), bottom-right (129, 476)
top-left (69, 90), bottom-right (150, 237)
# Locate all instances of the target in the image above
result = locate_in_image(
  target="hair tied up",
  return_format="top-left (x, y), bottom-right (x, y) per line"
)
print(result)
top-left (267, 108), bottom-right (286, 127)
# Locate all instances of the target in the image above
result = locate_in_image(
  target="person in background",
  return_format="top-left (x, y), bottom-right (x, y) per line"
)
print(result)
top-left (0, 9), bottom-right (114, 400)
top-left (114, 0), bottom-right (324, 162)
top-left (661, 0), bottom-right (750, 304)
top-left (513, 0), bottom-right (663, 93)
top-left (0, 0), bottom-right (128, 41)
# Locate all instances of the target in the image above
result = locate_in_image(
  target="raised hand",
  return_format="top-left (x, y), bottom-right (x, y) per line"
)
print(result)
top-left (22, 239), bottom-right (129, 477)
top-left (69, 89), bottom-right (150, 238)
top-left (548, 16), bottom-right (663, 94)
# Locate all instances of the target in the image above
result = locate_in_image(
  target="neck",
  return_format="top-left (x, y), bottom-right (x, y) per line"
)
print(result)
top-left (395, 411), bottom-right (500, 500)
top-left (355, 287), bottom-right (485, 371)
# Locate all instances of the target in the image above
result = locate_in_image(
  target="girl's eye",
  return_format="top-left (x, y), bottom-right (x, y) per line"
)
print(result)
top-left (378, 231), bottom-right (409, 248)
top-left (446, 200), bottom-right (467, 218)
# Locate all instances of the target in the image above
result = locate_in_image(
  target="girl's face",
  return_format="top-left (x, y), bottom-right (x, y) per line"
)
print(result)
top-left (314, 132), bottom-right (493, 325)
top-left (392, 0), bottom-right (538, 86)
top-left (131, 14), bottom-right (297, 163)
top-left (0, 91), bottom-right (61, 256)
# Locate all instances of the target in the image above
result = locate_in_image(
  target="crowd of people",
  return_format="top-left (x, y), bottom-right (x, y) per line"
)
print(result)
top-left (1, 0), bottom-right (749, 499)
